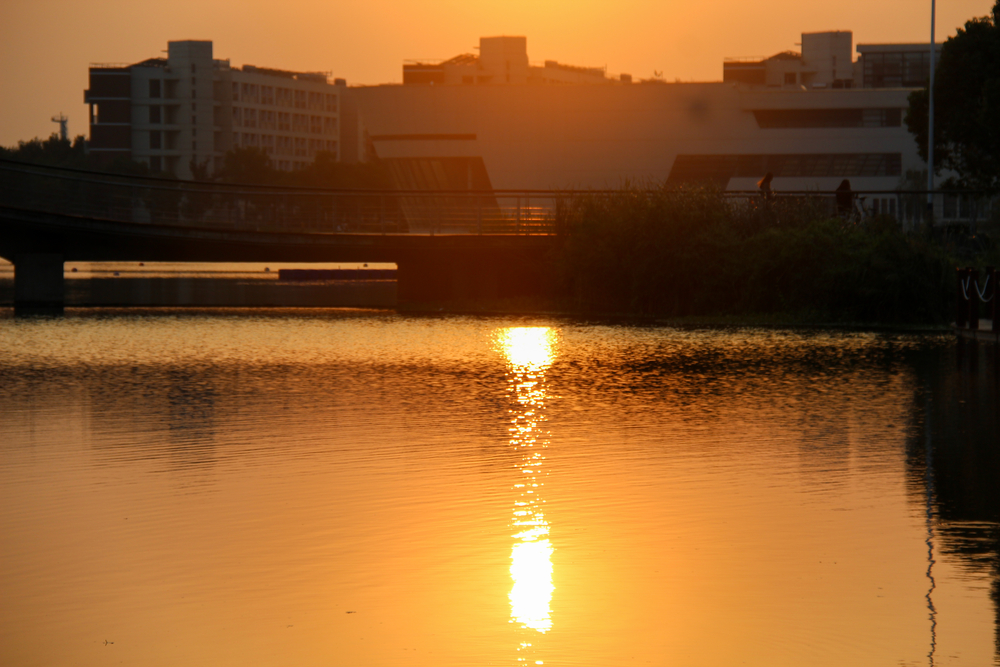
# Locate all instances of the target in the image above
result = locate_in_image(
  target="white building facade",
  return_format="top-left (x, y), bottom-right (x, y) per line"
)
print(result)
top-left (86, 41), bottom-right (353, 179)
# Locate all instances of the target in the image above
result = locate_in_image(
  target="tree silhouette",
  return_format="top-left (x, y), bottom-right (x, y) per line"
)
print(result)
top-left (905, 0), bottom-right (1000, 192)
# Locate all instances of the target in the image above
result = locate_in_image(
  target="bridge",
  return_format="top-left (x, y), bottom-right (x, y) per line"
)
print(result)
top-left (0, 159), bottom-right (564, 312)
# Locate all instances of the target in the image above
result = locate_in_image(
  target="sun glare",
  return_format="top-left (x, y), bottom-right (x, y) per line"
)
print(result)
top-left (497, 326), bottom-right (557, 636)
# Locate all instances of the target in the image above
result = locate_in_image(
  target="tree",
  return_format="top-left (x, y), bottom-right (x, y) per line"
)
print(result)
top-left (293, 151), bottom-right (392, 189)
top-left (214, 146), bottom-right (279, 185)
top-left (906, 0), bottom-right (1000, 192)
top-left (0, 134), bottom-right (91, 169)
top-left (0, 133), bottom-right (153, 176)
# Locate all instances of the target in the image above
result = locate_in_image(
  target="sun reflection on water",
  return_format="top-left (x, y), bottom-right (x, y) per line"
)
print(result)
top-left (496, 327), bottom-right (556, 639)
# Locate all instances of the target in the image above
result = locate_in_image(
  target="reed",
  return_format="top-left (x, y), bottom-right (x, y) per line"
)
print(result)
top-left (557, 185), bottom-right (962, 323)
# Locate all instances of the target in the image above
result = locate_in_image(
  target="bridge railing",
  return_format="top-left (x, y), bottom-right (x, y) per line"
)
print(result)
top-left (0, 160), bottom-right (566, 235)
top-left (2, 159), bottom-right (995, 234)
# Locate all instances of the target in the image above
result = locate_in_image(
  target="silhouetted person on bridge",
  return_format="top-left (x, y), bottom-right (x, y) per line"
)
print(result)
top-left (758, 172), bottom-right (775, 203)
top-left (836, 179), bottom-right (854, 218)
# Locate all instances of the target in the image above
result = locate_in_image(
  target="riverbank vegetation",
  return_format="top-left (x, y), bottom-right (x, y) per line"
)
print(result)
top-left (557, 186), bottom-right (996, 324)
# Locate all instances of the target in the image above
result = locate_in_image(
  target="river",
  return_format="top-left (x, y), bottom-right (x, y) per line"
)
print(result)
top-left (1, 309), bottom-right (997, 666)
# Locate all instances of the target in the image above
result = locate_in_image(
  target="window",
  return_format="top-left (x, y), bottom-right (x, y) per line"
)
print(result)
top-left (244, 108), bottom-right (257, 128)
top-left (232, 82), bottom-right (239, 101)
top-left (294, 137), bottom-right (307, 156)
top-left (325, 94), bottom-right (337, 112)
top-left (278, 112), bottom-right (290, 131)
top-left (323, 116), bottom-right (337, 135)
top-left (308, 92), bottom-right (323, 110)
top-left (261, 86), bottom-right (274, 105)
top-left (232, 107), bottom-right (242, 126)
top-left (149, 106), bottom-right (161, 124)
top-left (294, 90), bottom-right (307, 108)
top-left (666, 153), bottom-right (903, 184)
top-left (862, 51), bottom-right (931, 88)
top-left (241, 83), bottom-right (259, 104)
top-left (192, 140), bottom-right (197, 151)
top-left (277, 88), bottom-right (292, 107)
top-left (784, 72), bottom-right (796, 85)
top-left (310, 115), bottom-right (323, 134)
top-left (150, 156), bottom-right (162, 172)
top-left (862, 108), bottom-right (903, 127)
top-left (293, 114), bottom-right (308, 133)
top-left (149, 79), bottom-right (161, 98)
top-left (149, 131), bottom-right (161, 149)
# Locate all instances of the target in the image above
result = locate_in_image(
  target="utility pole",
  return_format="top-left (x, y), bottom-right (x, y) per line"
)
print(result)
top-left (927, 0), bottom-right (936, 217)
top-left (51, 113), bottom-right (68, 141)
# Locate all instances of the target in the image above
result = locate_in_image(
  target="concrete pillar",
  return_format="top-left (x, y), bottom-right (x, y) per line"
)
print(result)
top-left (14, 253), bottom-right (65, 313)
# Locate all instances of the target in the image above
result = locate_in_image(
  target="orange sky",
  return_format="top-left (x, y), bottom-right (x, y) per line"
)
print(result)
top-left (0, 0), bottom-right (993, 147)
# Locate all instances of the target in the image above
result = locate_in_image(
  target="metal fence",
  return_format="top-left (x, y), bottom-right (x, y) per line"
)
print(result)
top-left (729, 189), bottom-right (997, 231)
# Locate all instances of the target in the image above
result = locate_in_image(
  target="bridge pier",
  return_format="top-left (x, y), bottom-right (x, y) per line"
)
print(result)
top-left (14, 253), bottom-right (65, 314)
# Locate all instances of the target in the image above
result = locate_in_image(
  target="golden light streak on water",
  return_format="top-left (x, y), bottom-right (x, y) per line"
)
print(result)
top-left (496, 327), bottom-right (556, 638)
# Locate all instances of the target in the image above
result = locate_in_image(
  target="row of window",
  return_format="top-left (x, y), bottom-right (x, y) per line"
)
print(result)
top-left (145, 130), bottom-right (336, 159)
top-left (236, 132), bottom-right (337, 157)
top-left (667, 153), bottom-right (903, 184)
top-left (147, 155), bottom-right (344, 177)
top-left (232, 83), bottom-right (337, 112)
top-left (232, 108), bottom-right (336, 135)
top-left (753, 108), bottom-right (903, 129)
top-left (862, 52), bottom-right (932, 88)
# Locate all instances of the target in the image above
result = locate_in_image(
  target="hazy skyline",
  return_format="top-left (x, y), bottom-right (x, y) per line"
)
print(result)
top-left (0, 0), bottom-right (992, 148)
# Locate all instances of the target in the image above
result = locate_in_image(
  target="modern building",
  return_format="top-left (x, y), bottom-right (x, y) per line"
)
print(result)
top-left (85, 40), bottom-right (359, 179)
top-left (350, 32), bottom-right (935, 202)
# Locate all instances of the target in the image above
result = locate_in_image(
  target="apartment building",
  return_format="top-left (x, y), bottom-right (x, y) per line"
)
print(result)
top-left (86, 40), bottom-right (351, 179)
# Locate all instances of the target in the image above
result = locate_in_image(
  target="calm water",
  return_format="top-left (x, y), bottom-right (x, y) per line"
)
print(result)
top-left (1, 310), bottom-right (998, 666)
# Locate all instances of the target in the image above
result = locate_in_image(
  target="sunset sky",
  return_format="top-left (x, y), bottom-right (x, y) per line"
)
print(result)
top-left (0, 0), bottom-right (993, 148)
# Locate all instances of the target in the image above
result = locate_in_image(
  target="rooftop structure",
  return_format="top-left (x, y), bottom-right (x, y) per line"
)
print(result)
top-left (723, 31), bottom-right (942, 90)
top-left (402, 36), bottom-right (623, 86)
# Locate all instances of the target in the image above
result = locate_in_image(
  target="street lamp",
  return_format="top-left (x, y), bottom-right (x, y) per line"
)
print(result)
top-left (927, 0), bottom-right (936, 214)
